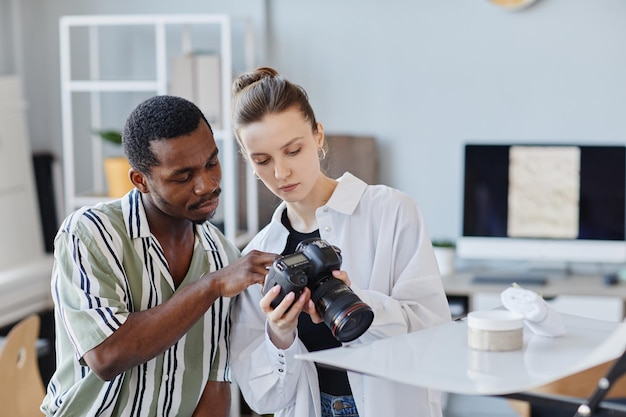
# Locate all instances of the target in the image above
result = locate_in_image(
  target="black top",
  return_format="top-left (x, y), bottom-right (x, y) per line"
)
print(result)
top-left (281, 209), bottom-right (352, 396)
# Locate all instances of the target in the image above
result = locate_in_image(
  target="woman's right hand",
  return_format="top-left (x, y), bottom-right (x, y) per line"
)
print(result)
top-left (260, 284), bottom-right (311, 349)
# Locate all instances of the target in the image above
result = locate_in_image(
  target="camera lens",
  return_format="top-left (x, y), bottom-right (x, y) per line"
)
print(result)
top-left (311, 278), bottom-right (374, 342)
top-left (331, 302), bottom-right (374, 343)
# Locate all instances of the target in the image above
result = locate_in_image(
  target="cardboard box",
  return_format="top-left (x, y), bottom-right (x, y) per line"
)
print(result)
top-left (169, 53), bottom-right (222, 130)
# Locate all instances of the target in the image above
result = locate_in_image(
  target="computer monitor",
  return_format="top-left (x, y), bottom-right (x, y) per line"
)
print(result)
top-left (457, 144), bottom-right (626, 265)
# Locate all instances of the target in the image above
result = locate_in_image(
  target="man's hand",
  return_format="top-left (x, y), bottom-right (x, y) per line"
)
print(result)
top-left (83, 250), bottom-right (278, 381)
top-left (208, 250), bottom-right (278, 298)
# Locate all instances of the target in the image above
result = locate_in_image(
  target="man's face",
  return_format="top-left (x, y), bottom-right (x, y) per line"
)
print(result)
top-left (135, 121), bottom-right (222, 224)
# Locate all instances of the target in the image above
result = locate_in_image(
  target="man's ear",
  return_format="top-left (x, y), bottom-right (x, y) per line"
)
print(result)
top-left (130, 168), bottom-right (149, 193)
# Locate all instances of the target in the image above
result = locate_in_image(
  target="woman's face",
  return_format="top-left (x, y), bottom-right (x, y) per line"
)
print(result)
top-left (238, 107), bottom-right (324, 204)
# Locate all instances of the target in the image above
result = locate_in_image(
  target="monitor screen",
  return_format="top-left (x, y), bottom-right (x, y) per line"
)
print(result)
top-left (457, 144), bottom-right (626, 264)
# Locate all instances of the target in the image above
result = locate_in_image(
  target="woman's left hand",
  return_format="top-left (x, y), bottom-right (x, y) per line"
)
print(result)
top-left (330, 270), bottom-right (352, 286)
top-left (303, 270), bottom-right (353, 324)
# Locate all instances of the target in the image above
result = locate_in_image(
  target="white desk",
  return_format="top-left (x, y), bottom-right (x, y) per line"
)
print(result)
top-left (0, 256), bottom-right (54, 328)
top-left (442, 272), bottom-right (626, 301)
top-left (443, 272), bottom-right (626, 321)
top-left (0, 77), bottom-right (55, 329)
top-left (296, 314), bottom-right (626, 396)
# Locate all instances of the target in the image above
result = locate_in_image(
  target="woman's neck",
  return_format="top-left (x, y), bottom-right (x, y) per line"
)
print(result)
top-left (285, 174), bottom-right (337, 233)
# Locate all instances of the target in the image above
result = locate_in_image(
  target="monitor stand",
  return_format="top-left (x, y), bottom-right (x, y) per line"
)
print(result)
top-left (463, 260), bottom-right (574, 286)
top-left (471, 274), bottom-right (548, 286)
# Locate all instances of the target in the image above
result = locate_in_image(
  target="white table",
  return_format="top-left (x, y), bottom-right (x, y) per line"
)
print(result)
top-left (296, 313), bottom-right (626, 397)
top-left (0, 256), bottom-right (54, 328)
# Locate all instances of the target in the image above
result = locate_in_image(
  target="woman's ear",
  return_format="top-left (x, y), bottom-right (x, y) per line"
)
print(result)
top-left (316, 122), bottom-right (325, 149)
top-left (130, 168), bottom-right (149, 193)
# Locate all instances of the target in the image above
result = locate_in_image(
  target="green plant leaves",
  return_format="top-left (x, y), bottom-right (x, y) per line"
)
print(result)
top-left (94, 129), bottom-right (122, 145)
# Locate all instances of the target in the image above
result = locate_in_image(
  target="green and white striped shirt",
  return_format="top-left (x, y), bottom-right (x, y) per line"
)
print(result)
top-left (42, 190), bottom-right (240, 417)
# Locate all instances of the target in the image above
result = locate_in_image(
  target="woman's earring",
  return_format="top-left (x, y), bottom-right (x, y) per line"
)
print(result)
top-left (318, 147), bottom-right (327, 160)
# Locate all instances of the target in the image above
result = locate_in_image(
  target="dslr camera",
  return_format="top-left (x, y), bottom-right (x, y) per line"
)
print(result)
top-left (263, 238), bottom-right (374, 342)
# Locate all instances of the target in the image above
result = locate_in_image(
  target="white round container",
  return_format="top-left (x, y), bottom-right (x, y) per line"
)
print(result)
top-left (467, 310), bottom-right (524, 351)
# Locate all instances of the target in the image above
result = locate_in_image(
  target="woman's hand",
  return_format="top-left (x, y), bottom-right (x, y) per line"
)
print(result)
top-left (330, 270), bottom-right (352, 286)
top-left (259, 270), bottom-right (353, 347)
top-left (260, 284), bottom-right (311, 349)
top-left (304, 270), bottom-right (353, 323)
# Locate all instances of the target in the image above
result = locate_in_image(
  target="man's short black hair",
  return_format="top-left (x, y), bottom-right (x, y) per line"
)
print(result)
top-left (122, 95), bottom-right (212, 175)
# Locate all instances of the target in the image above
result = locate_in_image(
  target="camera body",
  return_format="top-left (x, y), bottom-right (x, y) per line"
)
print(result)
top-left (264, 238), bottom-right (374, 342)
top-left (264, 238), bottom-right (342, 307)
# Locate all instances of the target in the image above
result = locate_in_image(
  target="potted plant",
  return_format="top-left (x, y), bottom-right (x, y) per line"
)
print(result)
top-left (432, 239), bottom-right (456, 277)
top-left (94, 129), bottom-right (134, 198)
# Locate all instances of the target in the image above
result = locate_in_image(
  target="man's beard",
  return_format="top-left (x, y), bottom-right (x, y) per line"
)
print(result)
top-left (190, 188), bottom-right (221, 224)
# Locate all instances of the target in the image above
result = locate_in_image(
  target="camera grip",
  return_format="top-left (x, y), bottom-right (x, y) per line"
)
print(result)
top-left (264, 265), bottom-right (308, 309)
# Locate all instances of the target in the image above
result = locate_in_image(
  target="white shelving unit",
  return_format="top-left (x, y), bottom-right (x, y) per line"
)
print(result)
top-left (59, 14), bottom-right (259, 246)
top-left (0, 0), bottom-right (23, 76)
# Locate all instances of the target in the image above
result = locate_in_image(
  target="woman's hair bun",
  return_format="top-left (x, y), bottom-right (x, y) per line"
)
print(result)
top-left (232, 67), bottom-right (279, 94)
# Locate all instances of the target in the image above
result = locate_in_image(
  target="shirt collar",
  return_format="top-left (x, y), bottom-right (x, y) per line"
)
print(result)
top-left (122, 189), bottom-right (150, 240)
top-left (323, 172), bottom-right (367, 215)
top-left (268, 172), bottom-right (367, 224)
top-left (121, 189), bottom-right (218, 252)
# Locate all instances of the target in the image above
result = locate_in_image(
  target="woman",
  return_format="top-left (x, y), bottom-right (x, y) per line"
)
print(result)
top-left (229, 67), bottom-right (451, 417)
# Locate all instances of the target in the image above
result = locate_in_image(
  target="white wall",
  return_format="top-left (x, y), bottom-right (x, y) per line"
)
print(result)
top-left (15, 0), bottom-right (626, 240)
top-left (265, 0), bottom-right (626, 241)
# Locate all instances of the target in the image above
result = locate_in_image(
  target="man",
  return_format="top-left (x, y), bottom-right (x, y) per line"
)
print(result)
top-left (41, 95), bottom-right (276, 416)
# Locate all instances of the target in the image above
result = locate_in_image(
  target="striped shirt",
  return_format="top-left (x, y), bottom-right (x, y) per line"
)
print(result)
top-left (42, 190), bottom-right (240, 417)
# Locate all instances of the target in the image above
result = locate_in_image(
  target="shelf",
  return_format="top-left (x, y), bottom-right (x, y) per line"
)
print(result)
top-left (59, 14), bottom-right (259, 244)
top-left (67, 80), bottom-right (160, 92)
top-left (60, 14), bottom-right (236, 27)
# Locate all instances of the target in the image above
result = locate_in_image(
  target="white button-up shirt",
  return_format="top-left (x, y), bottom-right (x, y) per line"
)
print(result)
top-left (230, 173), bottom-right (451, 417)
